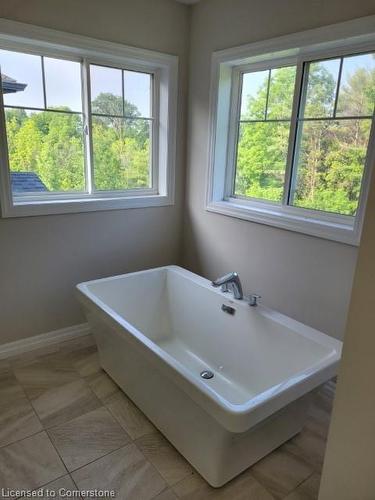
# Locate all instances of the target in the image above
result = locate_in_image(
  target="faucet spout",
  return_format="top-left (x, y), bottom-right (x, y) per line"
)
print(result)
top-left (212, 272), bottom-right (244, 300)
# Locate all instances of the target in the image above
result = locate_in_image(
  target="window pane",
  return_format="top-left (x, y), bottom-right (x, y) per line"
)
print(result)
top-left (90, 65), bottom-right (122, 116)
top-left (0, 49), bottom-right (44, 108)
top-left (124, 70), bottom-right (151, 118)
top-left (267, 66), bottom-right (297, 119)
top-left (240, 70), bottom-right (269, 120)
top-left (92, 116), bottom-right (151, 190)
top-left (5, 108), bottom-right (85, 194)
top-left (291, 119), bottom-right (371, 215)
top-left (235, 121), bottom-right (290, 202)
top-left (44, 57), bottom-right (82, 112)
top-left (336, 53), bottom-right (375, 117)
top-left (303, 59), bottom-right (340, 118)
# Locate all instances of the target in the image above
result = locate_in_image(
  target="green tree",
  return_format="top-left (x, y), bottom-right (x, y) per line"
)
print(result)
top-left (237, 60), bottom-right (375, 215)
top-left (5, 92), bottom-right (150, 193)
top-left (92, 93), bottom-right (150, 190)
top-left (36, 111), bottom-right (84, 191)
top-left (236, 66), bottom-right (297, 201)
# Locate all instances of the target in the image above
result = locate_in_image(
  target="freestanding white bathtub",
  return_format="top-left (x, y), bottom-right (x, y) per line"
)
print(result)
top-left (77, 265), bottom-right (342, 487)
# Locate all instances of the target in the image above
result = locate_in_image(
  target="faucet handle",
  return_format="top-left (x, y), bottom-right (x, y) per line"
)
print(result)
top-left (249, 294), bottom-right (261, 307)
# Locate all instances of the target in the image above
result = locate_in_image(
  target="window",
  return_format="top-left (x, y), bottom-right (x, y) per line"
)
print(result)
top-left (208, 19), bottom-right (375, 245)
top-left (235, 66), bottom-right (297, 202)
top-left (0, 20), bottom-right (177, 217)
top-left (1, 50), bottom-right (86, 195)
top-left (90, 65), bottom-right (153, 192)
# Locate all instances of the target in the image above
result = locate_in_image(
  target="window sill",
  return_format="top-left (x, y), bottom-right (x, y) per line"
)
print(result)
top-left (1, 193), bottom-right (174, 218)
top-left (206, 199), bottom-right (360, 246)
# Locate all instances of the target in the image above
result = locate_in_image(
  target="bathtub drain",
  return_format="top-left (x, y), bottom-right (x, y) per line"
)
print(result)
top-left (200, 370), bottom-right (214, 380)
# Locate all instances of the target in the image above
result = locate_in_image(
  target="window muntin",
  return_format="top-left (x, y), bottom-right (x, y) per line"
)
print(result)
top-left (0, 48), bottom-right (86, 194)
top-left (233, 53), bottom-right (375, 216)
top-left (290, 53), bottom-right (375, 216)
top-left (1, 49), bottom-right (44, 109)
top-left (234, 65), bottom-right (297, 202)
top-left (0, 49), bottom-right (156, 201)
top-left (89, 64), bottom-right (153, 191)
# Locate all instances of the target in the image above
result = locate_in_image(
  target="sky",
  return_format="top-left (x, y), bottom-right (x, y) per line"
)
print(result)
top-left (241, 52), bottom-right (375, 119)
top-left (0, 48), bottom-right (151, 117)
top-left (1, 47), bottom-right (372, 120)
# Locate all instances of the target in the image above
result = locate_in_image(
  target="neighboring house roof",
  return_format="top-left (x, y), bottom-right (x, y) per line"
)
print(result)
top-left (11, 172), bottom-right (48, 193)
top-left (1, 73), bottom-right (27, 94)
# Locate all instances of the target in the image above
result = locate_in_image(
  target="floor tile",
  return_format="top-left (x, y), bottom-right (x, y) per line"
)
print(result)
top-left (0, 358), bottom-right (10, 370)
top-left (31, 378), bottom-right (101, 428)
top-left (153, 489), bottom-right (178, 500)
top-left (172, 470), bottom-right (274, 500)
top-left (0, 394), bottom-right (42, 448)
top-left (136, 432), bottom-right (194, 486)
top-left (72, 443), bottom-right (167, 500)
top-left (304, 413), bottom-right (330, 441)
top-left (282, 428), bottom-right (327, 472)
top-left (305, 391), bottom-right (333, 440)
top-left (0, 360), bottom-right (11, 380)
top-left (70, 345), bottom-right (101, 379)
top-left (0, 365), bottom-right (24, 400)
top-left (88, 371), bottom-right (120, 403)
top-left (106, 391), bottom-right (155, 439)
top-left (251, 447), bottom-right (314, 499)
top-left (34, 475), bottom-right (77, 499)
top-left (14, 353), bottom-right (80, 400)
top-left (0, 335), bottom-right (336, 500)
top-left (0, 431), bottom-right (66, 492)
top-left (49, 406), bottom-right (130, 471)
top-left (284, 473), bottom-right (321, 500)
top-left (0, 368), bottom-right (43, 448)
top-left (8, 345), bottom-right (61, 368)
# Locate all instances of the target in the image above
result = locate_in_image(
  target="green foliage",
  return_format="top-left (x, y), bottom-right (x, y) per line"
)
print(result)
top-left (92, 117), bottom-right (149, 191)
top-left (91, 94), bottom-right (150, 190)
top-left (236, 60), bottom-right (375, 215)
top-left (236, 122), bottom-right (289, 202)
top-left (5, 93), bottom-right (150, 193)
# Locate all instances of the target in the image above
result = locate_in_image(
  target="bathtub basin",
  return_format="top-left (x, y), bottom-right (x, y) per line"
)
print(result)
top-left (77, 265), bottom-right (341, 487)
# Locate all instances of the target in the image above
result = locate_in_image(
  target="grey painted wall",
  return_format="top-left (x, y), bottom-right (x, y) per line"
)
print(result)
top-left (0, 0), bottom-right (190, 344)
top-left (1, 0), bottom-right (374, 345)
top-left (182, 0), bottom-right (375, 339)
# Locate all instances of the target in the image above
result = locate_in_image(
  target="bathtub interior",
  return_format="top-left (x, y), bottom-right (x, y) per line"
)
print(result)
top-left (83, 267), bottom-right (338, 405)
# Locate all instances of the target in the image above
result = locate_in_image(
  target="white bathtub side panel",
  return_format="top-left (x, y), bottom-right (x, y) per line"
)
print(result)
top-left (86, 307), bottom-right (311, 487)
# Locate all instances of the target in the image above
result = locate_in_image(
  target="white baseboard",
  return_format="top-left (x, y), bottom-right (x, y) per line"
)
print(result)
top-left (0, 323), bottom-right (91, 360)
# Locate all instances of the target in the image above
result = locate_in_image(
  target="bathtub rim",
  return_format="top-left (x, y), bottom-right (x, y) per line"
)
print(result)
top-left (76, 265), bottom-right (342, 431)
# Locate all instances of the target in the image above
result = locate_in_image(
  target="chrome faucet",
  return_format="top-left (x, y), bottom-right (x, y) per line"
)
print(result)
top-left (212, 272), bottom-right (244, 300)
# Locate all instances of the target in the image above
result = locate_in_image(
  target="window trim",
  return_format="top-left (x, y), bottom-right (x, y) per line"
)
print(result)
top-left (207, 16), bottom-right (375, 245)
top-left (0, 18), bottom-right (178, 217)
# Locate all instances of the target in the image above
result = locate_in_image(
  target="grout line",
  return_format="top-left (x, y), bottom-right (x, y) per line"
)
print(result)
top-left (7, 354), bottom-right (87, 476)
top-left (131, 440), bottom-right (173, 491)
top-left (26, 472), bottom-right (72, 497)
top-left (2, 342), bottom-right (332, 499)
top-left (69, 473), bottom-right (80, 491)
top-left (66, 440), bottom-right (132, 475)
top-left (281, 471), bottom-right (317, 499)
top-left (21, 406), bottom-right (70, 478)
top-left (11, 342), bottom-right (104, 432)
top-left (0, 427), bottom-right (44, 451)
top-left (68, 440), bottom-right (140, 478)
top-left (0, 380), bottom-right (43, 450)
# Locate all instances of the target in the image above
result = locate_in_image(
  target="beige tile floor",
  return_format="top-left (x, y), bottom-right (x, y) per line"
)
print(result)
top-left (0, 335), bottom-right (336, 499)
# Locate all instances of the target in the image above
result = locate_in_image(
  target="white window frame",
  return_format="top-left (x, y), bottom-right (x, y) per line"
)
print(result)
top-left (207, 16), bottom-right (375, 245)
top-left (0, 19), bottom-right (178, 217)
